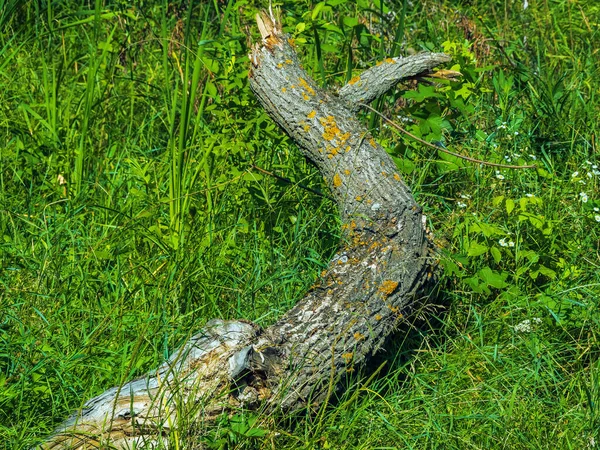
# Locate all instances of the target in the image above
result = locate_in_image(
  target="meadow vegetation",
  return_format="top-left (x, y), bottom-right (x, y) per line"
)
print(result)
top-left (1, 0), bottom-right (599, 448)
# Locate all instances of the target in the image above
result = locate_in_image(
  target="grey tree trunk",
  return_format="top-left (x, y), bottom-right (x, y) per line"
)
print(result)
top-left (40, 11), bottom-right (450, 449)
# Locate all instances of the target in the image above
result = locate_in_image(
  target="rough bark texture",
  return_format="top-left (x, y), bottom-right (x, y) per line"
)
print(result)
top-left (40, 11), bottom-right (450, 449)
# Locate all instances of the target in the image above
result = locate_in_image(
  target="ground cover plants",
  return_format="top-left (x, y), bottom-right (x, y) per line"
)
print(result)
top-left (1, 0), bottom-right (599, 448)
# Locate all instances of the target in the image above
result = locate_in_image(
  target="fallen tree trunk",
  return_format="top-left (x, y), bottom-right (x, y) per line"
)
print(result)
top-left (40, 11), bottom-right (450, 449)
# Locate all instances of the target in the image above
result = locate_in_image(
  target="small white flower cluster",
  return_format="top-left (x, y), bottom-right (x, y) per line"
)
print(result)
top-left (594, 207), bottom-right (600, 222)
top-left (495, 170), bottom-right (505, 180)
top-left (514, 317), bottom-right (542, 333)
top-left (572, 161), bottom-right (600, 185)
top-left (580, 192), bottom-right (589, 203)
top-left (499, 238), bottom-right (515, 247)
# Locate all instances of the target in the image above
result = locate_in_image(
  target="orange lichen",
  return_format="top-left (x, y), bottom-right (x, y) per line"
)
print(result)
top-left (344, 169), bottom-right (351, 175)
top-left (388, 304), bottom-right (400, 313)
top-left (333, 173), bottom-right (342, 188)
top-left (281, 87), bottom-right (287, 93)
top-left (288, 38), bottom-right (296, 47)
top-left (348, 75), bottom-right (361, 85)
top-left (302, 92), bottom-right (309, 101)
top-left (342, 352), bottom-right (354, 363)
top-left (285, 59), bottom-right (293, 64)
top-left (393, 173), bottom-right (401, 181)
top-left (375, 314), bottom-right (382, 321)
top-left (307, 110), bottom-right (316, 119)
top-left (320, 116), bottom-right (341, 141)
top-left (381, 171), bottom-right (387, 177)
top-left (369, 138), bottom-right (377, 148)
top-left (354, 332), bottom-right (365, 340)
top-left (345, 146), bottom-right (351, 152)
top-left (277, 63), bottom-right (283, 69)
top-left (378, 280), bottom-right (399, 296)
top-left (385, 57), bottom-right (396, 64)
top-left (298, 78), bottom-right (315, 96)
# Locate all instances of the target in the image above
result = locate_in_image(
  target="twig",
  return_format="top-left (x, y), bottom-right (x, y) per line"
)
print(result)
top-left (359, 103), bottom-right (537, 169)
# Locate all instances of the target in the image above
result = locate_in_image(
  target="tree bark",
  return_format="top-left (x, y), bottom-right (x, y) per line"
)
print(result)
top-left (40, 11), bottom-right (450, 449)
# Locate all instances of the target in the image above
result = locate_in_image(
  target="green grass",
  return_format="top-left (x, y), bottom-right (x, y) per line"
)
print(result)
top-left (1, 0), bottom-right (599, 448)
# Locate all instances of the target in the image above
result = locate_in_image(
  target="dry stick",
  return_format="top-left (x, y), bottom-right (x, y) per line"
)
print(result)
top-left (359, 103), bottom-right (537, 170)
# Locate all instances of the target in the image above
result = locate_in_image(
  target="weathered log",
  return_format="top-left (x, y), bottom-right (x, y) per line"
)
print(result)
top-left (40, 11), bottom-right (450, 449)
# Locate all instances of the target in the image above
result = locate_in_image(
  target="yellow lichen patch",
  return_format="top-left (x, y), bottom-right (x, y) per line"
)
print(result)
top-left (375, 314), bottom-right (382, 321)
top-left (345, 146), bottom-right (351, 152)
top-left (381, 171), bottom-right (387, 177)
top-left (354, 332), bottom-right (365, 340)
top-left (298, 78), bottom-right (315, 96)
top-left (393, 173), bottom-right (401, 181)
top-left (307, 110), bottom-right (316, 119)
top-left (281, 87), bottom-right (287, 93)
top-left (342, 352), bottom-right (354, 363)
top-left (277, 63), bottom-right (283, 69)
top-left (355, 195), bottom-right (362, 201)
top-left (304, 124), bottom-right (310, 132)
top-left (348, 75), bottom-right (361, 85)
top-left (285, 59), bottom-right (293, 64)
top-left (388, 304), bottom-right (400, 313)
top-left (385, 57), bottom-right (396, 64)
top-left (376, 60), bottom-right (383, 66)
top-left (344, 169), bottom-right (351, 175)
top-left (369, 138), bottom-right (377, 148)
top-left (350, 220), bottom-right (357, 229)
top-left (288, 38), bottom-right (296, 47)
top-left (328, 154), bottom-right (334, 159)
top-left (302, 92), bottom-right (309, 101)
top-left (333, 173), bottom-right (342, 188)
top-left (320, 116), bottom-right (341, 141)
top-left (378, 280), bottom-right (399, 296)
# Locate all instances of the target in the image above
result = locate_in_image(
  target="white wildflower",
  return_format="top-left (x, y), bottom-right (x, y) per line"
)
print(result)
top-left (594, 207), bottom-right (599, 212)
top-left (514, 318), bottom-right (541, 333)
top-left (525, 193), bottom-right (534, 198)
top-left (495, 171), bottom-right (505, 180)
top-left (572, 171), bottom-right (579, 178)
top-left (595, 215), bottom-right (600, 222)
top-left (460, 194), bottom-right (471, 199)
top-left (498, 238), bottom-right (514, 247)
top-left (588, 172), bottom-right (594, 178)
top-left (514, 131), bottom-right (519, 136)
top-left (529, 154), bottom-right (537, 160)
top-left (457, 201), bottom-right (467, 208)
top-left (514, 319), bottom-right (532, 333)
top-left (580, 192), bottom-right (589, 203)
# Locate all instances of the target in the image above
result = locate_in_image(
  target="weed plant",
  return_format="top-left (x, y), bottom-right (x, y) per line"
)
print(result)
top-left (0, 0), bottom-right (599, 448)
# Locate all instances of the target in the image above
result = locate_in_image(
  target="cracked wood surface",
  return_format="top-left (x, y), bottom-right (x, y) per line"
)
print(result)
top-left (40, 11), bottom-right (449, 449)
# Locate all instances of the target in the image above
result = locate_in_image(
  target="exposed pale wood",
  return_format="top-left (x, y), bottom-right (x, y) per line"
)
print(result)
top-left (39, 11), bottom-right (449, 449)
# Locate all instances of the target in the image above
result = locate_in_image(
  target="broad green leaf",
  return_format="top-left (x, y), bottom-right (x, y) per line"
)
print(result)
top-left (506, 198), bottom-right (515, 214)
top-left (467, 240), bottom-right (488, 257)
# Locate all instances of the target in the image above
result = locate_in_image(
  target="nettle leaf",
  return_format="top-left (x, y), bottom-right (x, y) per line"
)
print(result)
top-left (478, 267), bottom-right (509, 289)
top-left (403, 84), bottom-right (440, 102)
top-left (467, 240), bottom-right (488, 257)
top-left (505, 198), bottom-right (515, 215)
top-left (490, 246), bottom-right (502, 263)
